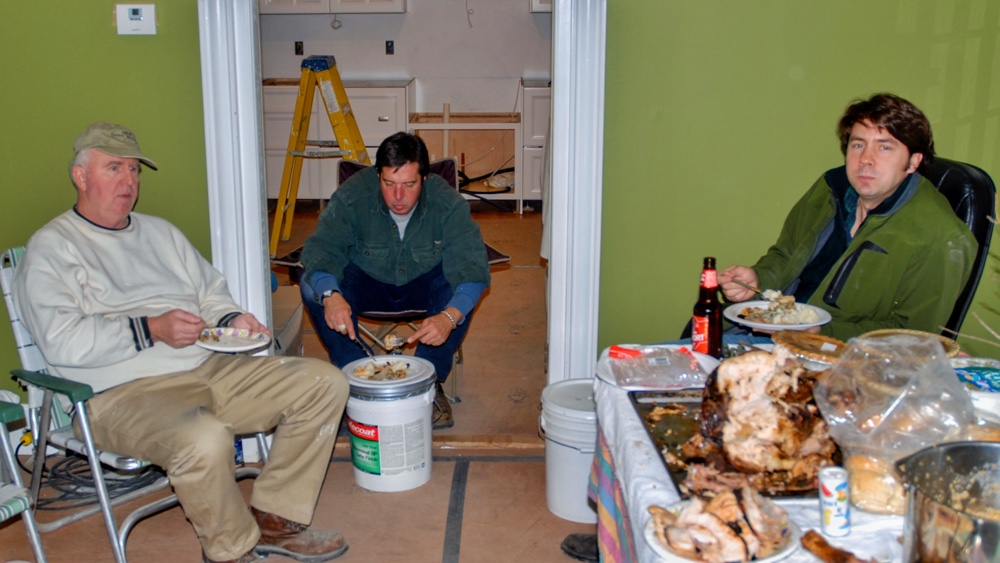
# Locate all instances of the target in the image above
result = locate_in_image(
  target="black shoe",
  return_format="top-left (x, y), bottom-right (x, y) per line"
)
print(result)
top-left (432, 381), bottom-right (454, 429)
top-left (560, 533), bottom-right (598, 562)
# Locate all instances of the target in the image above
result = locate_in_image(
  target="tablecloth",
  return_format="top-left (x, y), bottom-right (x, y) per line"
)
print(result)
top-left (590, 352), bottom-right (907, 563)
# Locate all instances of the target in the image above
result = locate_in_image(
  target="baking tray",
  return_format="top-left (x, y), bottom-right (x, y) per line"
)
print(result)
top-left (628, 389), bottom-right (704, 495)
top-left (629, 389), bottom-right (817, 498)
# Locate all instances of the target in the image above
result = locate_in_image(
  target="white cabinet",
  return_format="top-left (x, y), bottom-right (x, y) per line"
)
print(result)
top-left (259, 0), bottom-right (405, 13)
top-left (529, 0), bottom-right (552, 13)
top-left (330, 0), bottom-right (405, 13)
top-left (522, 146), bottom-right (545, 201)
top-left (520, 79), bottom-right (551, 201)
top-left (260, 0), bottom-right (330, 13)
top-left (263, 79), bottom-right (413, 200)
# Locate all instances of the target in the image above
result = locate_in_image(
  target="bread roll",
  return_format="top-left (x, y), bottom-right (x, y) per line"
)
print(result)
top-left (844, 454), bottom-right (906, 515)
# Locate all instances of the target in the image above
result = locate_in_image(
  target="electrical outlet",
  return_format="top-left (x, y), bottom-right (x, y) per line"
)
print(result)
top-left (295, 41), bottom-right (304, 56)
top-left (385, 40), bottom-right (394, 55)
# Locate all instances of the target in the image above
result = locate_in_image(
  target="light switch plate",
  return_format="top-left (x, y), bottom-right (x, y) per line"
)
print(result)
top-left (116, 4), bottom-right (157, 35)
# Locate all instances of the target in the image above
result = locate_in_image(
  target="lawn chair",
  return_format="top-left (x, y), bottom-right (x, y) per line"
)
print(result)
top-left (1, 246), bottom-right (268, 562)
top-left (0, 399), bottom-right (46, 562)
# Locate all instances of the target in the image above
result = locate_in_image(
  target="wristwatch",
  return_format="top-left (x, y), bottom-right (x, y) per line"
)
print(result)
top-left (320, 289), bottom-right (339, 301)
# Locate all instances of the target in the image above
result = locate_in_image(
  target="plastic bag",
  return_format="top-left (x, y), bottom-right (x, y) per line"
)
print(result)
top-left (813, 333), bottom-right (977, 514)
top-left (606, 345), bottom-right (709, 389)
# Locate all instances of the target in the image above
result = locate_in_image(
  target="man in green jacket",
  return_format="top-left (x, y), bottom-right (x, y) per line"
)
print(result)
top-left (719, 93), bottom-right (976, 341)
top-left (301, 132), bottom-right (490, 429)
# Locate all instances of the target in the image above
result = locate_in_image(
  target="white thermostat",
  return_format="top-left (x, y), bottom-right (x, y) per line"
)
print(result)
top-left (116, 4), bottom-right (157, 36)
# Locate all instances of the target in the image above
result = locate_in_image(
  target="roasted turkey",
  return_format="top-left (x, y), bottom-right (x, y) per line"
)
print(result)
top-left (681, 346), bottom-right (838, 494)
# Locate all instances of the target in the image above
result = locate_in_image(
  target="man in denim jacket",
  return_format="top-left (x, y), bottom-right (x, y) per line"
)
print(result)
top-left (301, 132), bottom-right (490, 429)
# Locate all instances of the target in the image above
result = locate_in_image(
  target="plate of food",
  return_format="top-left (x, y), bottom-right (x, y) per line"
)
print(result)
top-left (197, 327), bottom-right (270, 353)
top-left (724, 298), bottom-right (831, 331)
top-left (644, 492), bottom-right (800, 562)
top-left (342, 356), bottom-right (435, 387)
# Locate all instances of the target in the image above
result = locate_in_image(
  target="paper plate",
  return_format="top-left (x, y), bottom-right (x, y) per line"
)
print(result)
top-left (724, 301), bottom-right (831, 331)
top-left (196, 327), bottom-right (270, 353)
top-left (342, 355), bottom-right (436, 398)
top-left (643, 504), bottom-right (800, 562)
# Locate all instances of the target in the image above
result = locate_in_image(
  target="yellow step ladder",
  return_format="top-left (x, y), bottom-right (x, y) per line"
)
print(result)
top-left (269, 55), bottom-right (370, 258)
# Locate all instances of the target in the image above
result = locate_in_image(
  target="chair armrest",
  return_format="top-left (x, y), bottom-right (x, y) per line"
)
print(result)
top-left (0, 400), bottom-right (24, 425)
top-left (11, 369), bottom-right (94, 403)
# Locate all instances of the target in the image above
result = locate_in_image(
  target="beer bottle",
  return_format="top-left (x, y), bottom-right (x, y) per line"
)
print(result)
top-left (692, 257), bottom-right (723, 358)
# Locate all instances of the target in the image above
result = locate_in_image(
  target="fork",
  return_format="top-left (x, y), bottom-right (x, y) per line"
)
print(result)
top-left (729, 279), bottom-right (763, 296)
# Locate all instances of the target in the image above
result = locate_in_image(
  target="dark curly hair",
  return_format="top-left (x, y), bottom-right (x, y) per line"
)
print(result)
top-left (837, 93), bottom-right (934, 173)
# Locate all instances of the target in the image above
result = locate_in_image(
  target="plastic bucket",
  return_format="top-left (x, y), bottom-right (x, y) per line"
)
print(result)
top-left (540, 378), bottom-right (598, 523)
top-left (343, 356), bottom-right (436, 492)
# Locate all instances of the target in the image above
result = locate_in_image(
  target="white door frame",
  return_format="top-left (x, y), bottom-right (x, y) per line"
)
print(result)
top-left (196, 0), bottom-right (606, 383)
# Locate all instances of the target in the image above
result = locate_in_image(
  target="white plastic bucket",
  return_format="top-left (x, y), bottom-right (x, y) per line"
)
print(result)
top-left (540, 378), bottom-right (598, 523)
top-left (343, 356), bottom-right (436, 492)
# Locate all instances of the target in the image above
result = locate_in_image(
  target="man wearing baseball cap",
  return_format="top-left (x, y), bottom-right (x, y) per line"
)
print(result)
top-left (14, 122), bottom-right (351, 563)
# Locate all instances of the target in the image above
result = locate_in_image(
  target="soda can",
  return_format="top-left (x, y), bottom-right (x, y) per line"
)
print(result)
top-left (818, 466), bottom-right (850, 536)
top-left (234, 437), bottom-right (245, 467)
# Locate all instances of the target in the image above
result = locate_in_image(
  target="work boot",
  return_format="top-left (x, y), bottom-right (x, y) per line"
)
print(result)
top-left (202, 549), bottom-right (266, 563)
top-left (252, 507), bottom-right (349, 562)
top-left (432, 380), bottom-right (454, 429)
top-left (560, 533), bottom-right (599, 562)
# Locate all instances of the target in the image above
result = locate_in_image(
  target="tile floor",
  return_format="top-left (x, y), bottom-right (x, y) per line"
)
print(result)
top-left (0, 201), bottom-right (598, 562)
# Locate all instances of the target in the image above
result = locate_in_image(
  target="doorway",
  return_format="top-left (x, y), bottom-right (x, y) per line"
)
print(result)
top-left (195, 0), bottom-right (606, 385)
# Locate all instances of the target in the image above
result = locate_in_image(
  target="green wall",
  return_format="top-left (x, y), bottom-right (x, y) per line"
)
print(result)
top-left (0, 1), bottom-right (210, 395)
top-left (601, 1), bottom-right (1000, 357)
top-left (3, 2), bottom-right (999, 397)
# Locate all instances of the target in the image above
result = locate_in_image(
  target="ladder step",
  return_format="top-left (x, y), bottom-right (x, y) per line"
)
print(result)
top-left (304, 140), bottom-right (341, 147)
top-left (270, 54), bottom-right (370, 258)
top-left (289, 150), bottom-right (353, 158)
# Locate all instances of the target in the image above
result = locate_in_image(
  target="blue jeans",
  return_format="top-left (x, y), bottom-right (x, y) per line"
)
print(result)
top-left (301, 263), bottom-right (472, 381)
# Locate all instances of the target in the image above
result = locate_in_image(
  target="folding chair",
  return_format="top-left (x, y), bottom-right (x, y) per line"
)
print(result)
top-left (0, 399), bottom-right (46, 562)
top-left (2, 247), bottom-right (268, 562)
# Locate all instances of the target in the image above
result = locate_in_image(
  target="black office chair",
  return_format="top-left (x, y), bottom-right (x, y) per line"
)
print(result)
top-left (923, 157), bottom-right (996, 335)
top-left (679, 157), bottom-right (996, 339)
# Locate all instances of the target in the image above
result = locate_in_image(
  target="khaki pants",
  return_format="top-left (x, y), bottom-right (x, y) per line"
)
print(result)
top-left (80, 354), bottom-right (349, 560)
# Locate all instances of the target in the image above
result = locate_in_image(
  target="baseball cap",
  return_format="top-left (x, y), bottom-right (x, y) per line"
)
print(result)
top-left (73, 122), bottom-right (158, 170)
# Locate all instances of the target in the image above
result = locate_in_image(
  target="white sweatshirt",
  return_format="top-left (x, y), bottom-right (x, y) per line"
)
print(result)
top-left (13, 210), bottom-right (245, 392)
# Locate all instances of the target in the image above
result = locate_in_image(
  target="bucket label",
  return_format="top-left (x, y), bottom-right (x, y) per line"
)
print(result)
top-left (347, 415), bottom-right (427, 476)
top-left (348, 418), bottom-right (382, 474)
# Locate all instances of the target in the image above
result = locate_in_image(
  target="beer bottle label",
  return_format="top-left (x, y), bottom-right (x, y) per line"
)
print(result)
top-left (692, 315), bottom-right (709, 353)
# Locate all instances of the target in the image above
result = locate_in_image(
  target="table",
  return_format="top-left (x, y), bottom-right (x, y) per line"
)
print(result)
top-left (589, 350), bottom-right (907, 563)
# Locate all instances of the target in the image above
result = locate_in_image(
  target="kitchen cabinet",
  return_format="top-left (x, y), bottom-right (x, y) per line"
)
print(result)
top-left (410, 113), bottom-right (523, 212)
top-left (259, 0), bottom-right (329, 13)
top-left (330, 0), bottom-right (405, 13)
top-left (259, 0), bottom-right (405, 13)
top-left (520, 79), bottom-right (551, 201)
top-left (262, 79), bottom-right (413, 200)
